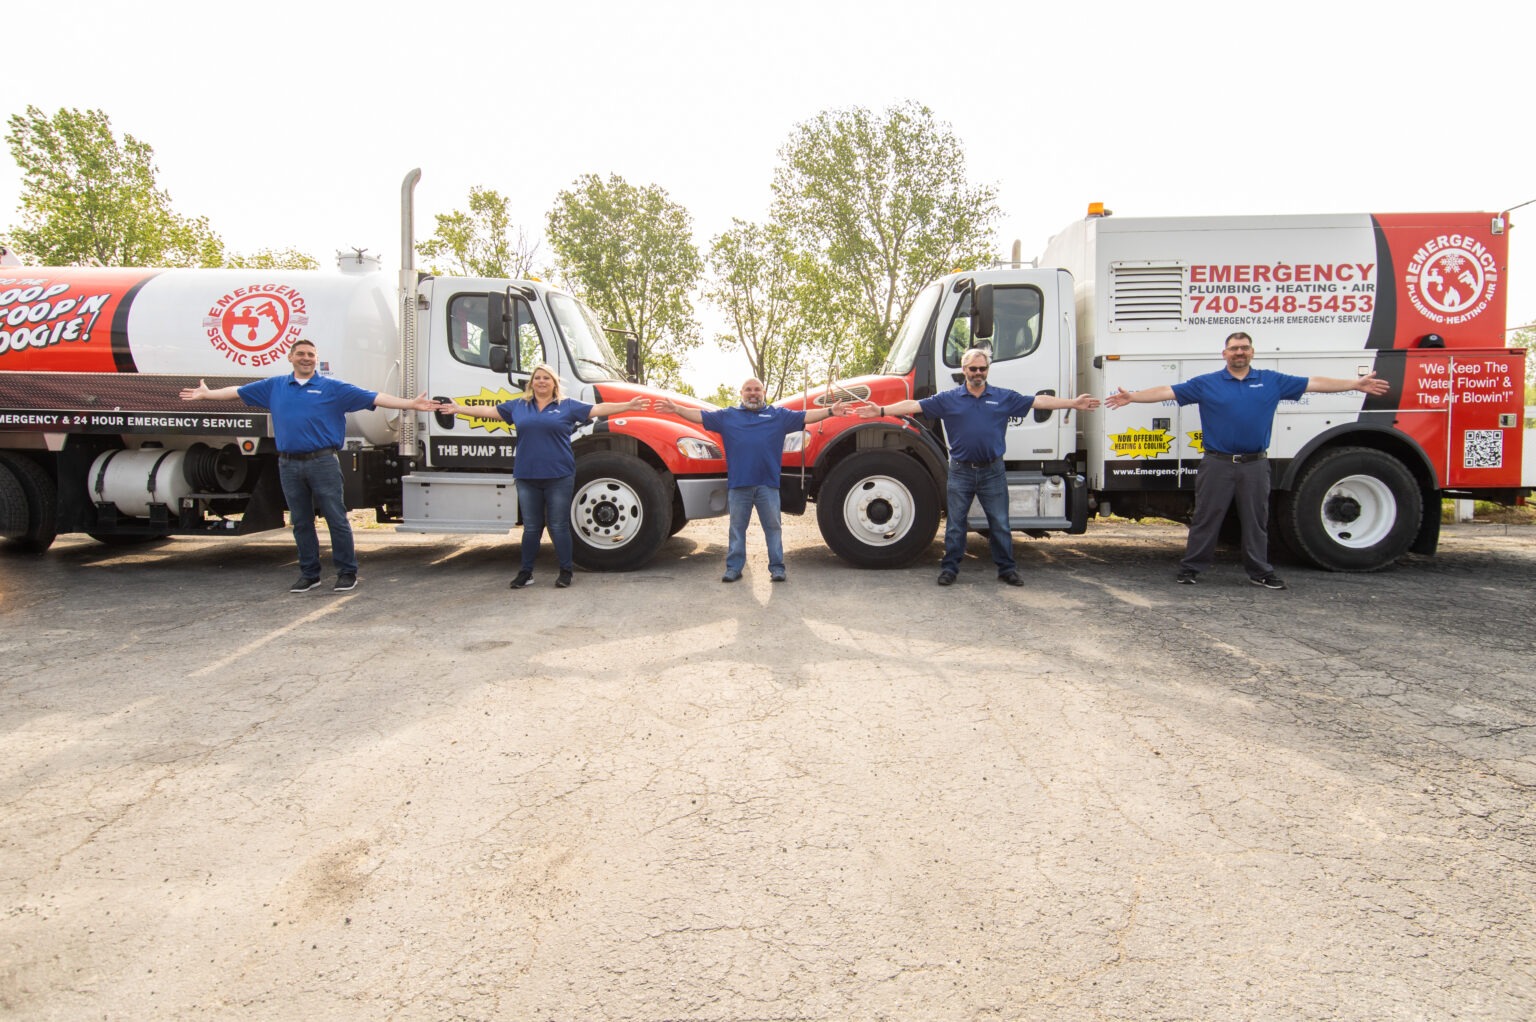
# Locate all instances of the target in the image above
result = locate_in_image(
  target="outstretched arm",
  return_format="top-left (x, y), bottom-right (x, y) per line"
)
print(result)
top-left (1306, 372), bottom-right (1390, 396)
top-left (1032, 393), bottom-right (1100, 412)
top-left (856, 399), bottom-right (922, 418)
top-left (1103, 385), bottom-right (1177, 409)
top-left (589, 396), bottom-right (650, 418)
top-left (803, 401), bottom-right (852, 424)
top-left (654, 398), bottom-right (706, 424)
top-left (180, 379), bottom-right (242, 402)
top-left (374, 391), bottom-right (438, 412)
top-left (439, 401), bottom-right (506, 420)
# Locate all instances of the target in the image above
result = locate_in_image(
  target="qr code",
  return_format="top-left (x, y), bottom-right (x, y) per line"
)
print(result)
top-left (1463, 430), bottom-right (1503, 469)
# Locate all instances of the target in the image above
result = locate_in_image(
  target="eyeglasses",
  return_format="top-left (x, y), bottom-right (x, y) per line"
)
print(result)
top-left (1226, 345), bottom-right (1253, 352)
top-left (964, 365), bottom-right (989, 373)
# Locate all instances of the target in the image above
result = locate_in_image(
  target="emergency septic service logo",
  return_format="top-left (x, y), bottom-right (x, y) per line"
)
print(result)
top-left (449, 387), bottom-right (518, 433)
top-left (1405, 235), bottom-right (1499, 326)
top-left (202, 284), bottom-right (310, 367)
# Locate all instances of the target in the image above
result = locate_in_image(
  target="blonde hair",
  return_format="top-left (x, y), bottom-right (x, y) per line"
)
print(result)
top-left (524, 362), bottom-right (564, 403)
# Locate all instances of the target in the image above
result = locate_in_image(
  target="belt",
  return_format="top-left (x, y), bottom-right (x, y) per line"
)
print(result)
top-left (1203, 450), bottom-right (1266, 464)
top-left (951, 457), bottom-right (1001, 469)
top-left (279, 447), bottom-right (338, 461)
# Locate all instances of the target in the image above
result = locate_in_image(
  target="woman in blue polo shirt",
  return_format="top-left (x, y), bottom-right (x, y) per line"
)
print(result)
top-left (440, 364), bottom-right (645, 589)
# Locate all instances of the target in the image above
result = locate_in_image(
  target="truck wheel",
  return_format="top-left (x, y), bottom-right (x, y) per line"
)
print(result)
top-left (1276, 447), bottom-right (1420, 572)
top-left (0, 453), bottom-right (58, 554)
top-left (817, 451), bottom-right (940, 568)
top-left (0, 462), bottom-right (28, 541)
top-left (571, 451), bottom-right (673, 572)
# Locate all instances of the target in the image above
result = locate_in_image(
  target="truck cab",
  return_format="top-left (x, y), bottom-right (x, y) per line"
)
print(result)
top-left (392, 276), bottom-right (731, 570)
top-left (792, 267), bottom-right (1089, 569)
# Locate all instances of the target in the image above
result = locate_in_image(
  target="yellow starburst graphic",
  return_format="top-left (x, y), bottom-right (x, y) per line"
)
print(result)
top-left (450, 387), bottom-right (521, 435)
top-left (1108, 427), bottom-right (1174, 459)
top-left (1188, 430), bottom-right (1205, 453)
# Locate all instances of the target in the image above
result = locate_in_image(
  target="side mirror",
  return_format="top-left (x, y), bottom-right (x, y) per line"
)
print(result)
top-left (625, 336), bottom-right (640, 383)
top-left (971, 283), bottom-right (994, 340)
top-left (487, 290), bottom-right (512, 371)
top-left (487, 291), bottom-right (511, 346)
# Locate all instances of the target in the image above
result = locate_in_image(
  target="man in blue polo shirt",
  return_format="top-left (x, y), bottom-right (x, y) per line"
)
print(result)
top-left (658, 379), bottom-right (849, 582)
top-left (181, 339), bottom-right (436, 593)
top-left (859, 347), bottom-right (1098, 586)
top-left (1105, 330), bottom-right (1390, 589)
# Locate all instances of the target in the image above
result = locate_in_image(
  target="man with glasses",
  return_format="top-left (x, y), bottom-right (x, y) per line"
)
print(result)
top-left (1104, 331), bottom-right (1390, 589)
top-left (859, 347), bottom-right (1098, 587)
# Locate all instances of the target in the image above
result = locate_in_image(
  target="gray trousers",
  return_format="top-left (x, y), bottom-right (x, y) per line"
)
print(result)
top-left (1181, 456), bottom-right (1274, 578)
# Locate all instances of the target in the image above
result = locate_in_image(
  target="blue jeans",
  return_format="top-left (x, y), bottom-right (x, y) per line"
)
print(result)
top-left (516, 475), bottom-right (576, 572)
top-left (726, 485), bottom-right (783, 575)
top-left (942, 459), bottom-right (1015, 575)
top-left (278, 453), bottom-right (355, 579)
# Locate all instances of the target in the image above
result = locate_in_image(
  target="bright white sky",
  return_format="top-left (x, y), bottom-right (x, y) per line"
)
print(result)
top-left (5, 0), bottom-right (1532, 394)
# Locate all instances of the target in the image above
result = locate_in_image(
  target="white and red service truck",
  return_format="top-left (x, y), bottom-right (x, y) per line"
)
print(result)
top-left (773, 206), bottom-right (1530, 572)
top-left (0, 170), bottom-right (730, 568)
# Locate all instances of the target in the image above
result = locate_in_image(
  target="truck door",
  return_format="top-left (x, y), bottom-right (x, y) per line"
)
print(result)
top-left (426, 289), bottom-right (546, 470)
top-left (939, 276), bottom-right (1068, 461)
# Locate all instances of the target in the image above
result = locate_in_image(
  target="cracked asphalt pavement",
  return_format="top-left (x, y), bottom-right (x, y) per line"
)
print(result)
top-left (1, 517), bottom-right (1533, 1020)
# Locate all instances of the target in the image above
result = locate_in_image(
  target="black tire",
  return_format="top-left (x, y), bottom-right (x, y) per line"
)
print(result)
top-left (570, 451), bottom-right (673, 572)
top-left (1276, 447), bottom-right (1421, 572)
top-left (0, 452), bottom-right (58, 554)
top-left (816, 450), bottom-right (941, 568)
top-left (0, 461), bottom-right (28, 541)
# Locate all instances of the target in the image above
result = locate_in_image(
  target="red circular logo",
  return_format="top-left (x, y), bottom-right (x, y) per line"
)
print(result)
top-left (202, 284), bottom-right (310, 367)
top-left (219, 294), bottom-right (293, 352)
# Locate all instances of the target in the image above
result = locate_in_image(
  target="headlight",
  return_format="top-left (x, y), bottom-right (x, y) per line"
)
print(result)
top-left (782, 431), bottom-right (810, 453)
top-left (676, 437), bottom-right (723, 460)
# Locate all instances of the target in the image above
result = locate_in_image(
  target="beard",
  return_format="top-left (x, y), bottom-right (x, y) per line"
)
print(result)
top-left (741, 397), bottom-right (765, 410)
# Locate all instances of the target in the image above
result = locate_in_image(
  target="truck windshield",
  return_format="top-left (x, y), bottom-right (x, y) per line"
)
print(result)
top-left (880, 283), bottom-right (943, 375)
top-left (547, 291), bottom-right (626, 382)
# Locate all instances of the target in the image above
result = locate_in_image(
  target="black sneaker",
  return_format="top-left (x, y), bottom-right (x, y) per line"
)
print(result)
top-left (999, 571), bottom-right (1024, 587)
top-left (721, 571), bottom-right (741, 583)
top-left (333, 572), bottom-right (357, 592)
top-left (556, 569), bottom-right (573, 588)
top-left (1251, 574), bottom-right (1287, 590)
top-left (937, 571), bottom-right (957, 586)
top-left (769, 572), bottom-right (786, 582)
top-left (509, 570), bottom-right (534, 589)
top-left (1176, 569), bottom-right (1199, 585)
top-left (289, 576), bottom-right (321, 593)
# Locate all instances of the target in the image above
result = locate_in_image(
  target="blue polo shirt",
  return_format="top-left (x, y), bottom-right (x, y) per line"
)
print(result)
top-left (699, 404), bottom-right (807, 488)
top-left (918, 385), bottom-right (1036, 463)
top-left (493, 397), bottom-right (593, 479)
top-left (1172, 368), bottom-right (1308, 454)
top-left (237, 373), bottom-right (378, 454)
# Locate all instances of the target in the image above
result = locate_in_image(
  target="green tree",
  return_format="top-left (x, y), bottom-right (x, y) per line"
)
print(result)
top-left (1510, 327), bottom-right (1536, 425)
top-left (546, 173), bottom-right (702, 388)
top-left (705, 219), bottom-right (860, 398)
top-left (702, 382), bottom-right (739, 407)
top-left (770, 101), bottom-right (1000, 372)
top-left (706, 219), bottom-right (800, 399)
top-left (4, 105), bottom-right (224, 267)
top-left (225, 247), bottom-right (320, 271)
top-left (418, 186), bottom-right (538, 279)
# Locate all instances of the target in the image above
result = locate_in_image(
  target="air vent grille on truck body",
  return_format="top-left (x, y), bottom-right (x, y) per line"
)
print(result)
top-left (1109, 262), bottom-right (1186, 332)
